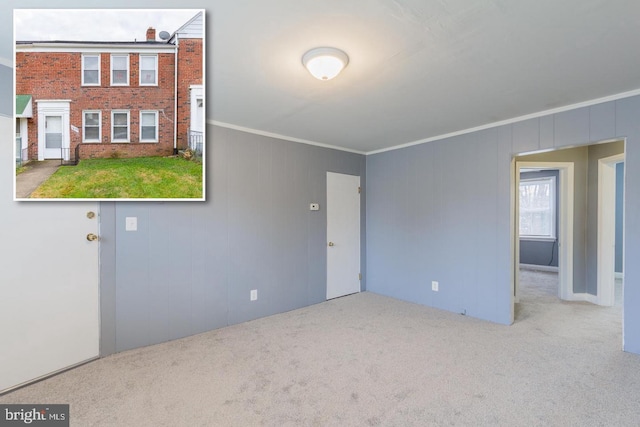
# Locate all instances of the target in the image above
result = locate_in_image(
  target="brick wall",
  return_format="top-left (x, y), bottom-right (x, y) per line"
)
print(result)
top-left (176, 38), bottom-right (203, 150)
top-left (16, 50), bottom-right (176, 160)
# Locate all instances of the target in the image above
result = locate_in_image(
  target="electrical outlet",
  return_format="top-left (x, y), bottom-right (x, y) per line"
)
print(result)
top-left (431, 281), bottom-right (439, 292)
top-left (250, 289), bottom-right (258, 301)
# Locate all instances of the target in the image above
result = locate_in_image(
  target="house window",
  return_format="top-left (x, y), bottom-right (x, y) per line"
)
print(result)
top-left (82, 54), bottom-right (100, 86)
top-left (111, 111), bottom-right (130, 142)
top-left (111, 54), bottom-right (129, 85)
top-left (140, 111), bottom-right (158, 142)
top-left (519, 176), bottom-right (556, 239)
top-left (139, 55), bottom-right (158, 86)
top-left (83, 111), bottom-right (101, 142)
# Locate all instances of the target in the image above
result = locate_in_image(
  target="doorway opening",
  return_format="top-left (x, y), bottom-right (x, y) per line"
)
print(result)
top-left (512, 140), bottom-right (625, 322)
top-left (515, 161), bottom-right (574, 307)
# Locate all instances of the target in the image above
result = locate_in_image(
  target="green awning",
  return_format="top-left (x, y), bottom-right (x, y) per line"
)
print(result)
top-left (16, 95), bottom-right (32, 118)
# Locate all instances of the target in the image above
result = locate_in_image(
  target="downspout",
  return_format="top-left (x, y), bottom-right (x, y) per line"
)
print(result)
top-left (173, 34), bottom-right (179, 155)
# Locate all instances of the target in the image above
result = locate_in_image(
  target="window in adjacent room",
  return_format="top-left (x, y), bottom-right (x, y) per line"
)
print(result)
top-left (519, 176), bottom-right (556, 239)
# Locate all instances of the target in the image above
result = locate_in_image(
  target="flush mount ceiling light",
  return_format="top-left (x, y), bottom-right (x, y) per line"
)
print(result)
top-left (302, 47), bottom-right (349, 81)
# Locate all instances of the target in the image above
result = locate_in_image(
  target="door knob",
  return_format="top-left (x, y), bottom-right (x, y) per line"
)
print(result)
top-left (328, 241), bottom-right (335, 247)
top-left (86, 233), bottom-right (99, 242)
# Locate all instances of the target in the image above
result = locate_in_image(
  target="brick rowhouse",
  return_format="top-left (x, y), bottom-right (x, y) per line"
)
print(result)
top-left (15, 12), bottom-right (204, 161)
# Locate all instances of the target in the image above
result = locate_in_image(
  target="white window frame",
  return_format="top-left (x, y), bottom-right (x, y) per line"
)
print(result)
top-left (139, 54), bottom-right (158, 86)
top-left (110, 54), bottom-right (129, 86)
top-left (519, 176), bottom-right (557, 240)
top-left (111, 110), bottom-right (130, 143)
top-left (82, 54), bottom-right (101, 86)
top-left (139, 110), bottom-right (159, 143)
top-left (82, 110), bottom-right (102, 143)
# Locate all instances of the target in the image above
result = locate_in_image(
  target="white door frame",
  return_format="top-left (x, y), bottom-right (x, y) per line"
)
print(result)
top-left (597, 153), bottom-right (625, 306)
top-left (514, 162), bottom-right (574, 302)
top-left (36, 100), bottom-right (71, 161)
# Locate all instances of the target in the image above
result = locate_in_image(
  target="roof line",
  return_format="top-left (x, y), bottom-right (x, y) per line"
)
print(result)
top-left (171, 10), bottom-right (204, 38)
top-left (16, 40), bottom-right (172, 46)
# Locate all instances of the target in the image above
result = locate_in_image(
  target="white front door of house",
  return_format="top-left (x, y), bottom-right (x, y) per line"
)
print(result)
top-left (0, 117), bottom-right (100, 394)
top-left (326, 172), bottom-right (361, 299)
top-left (37, 100), bottom-right (70, 161)
top-left (190, 85), bottom-right (204, 133)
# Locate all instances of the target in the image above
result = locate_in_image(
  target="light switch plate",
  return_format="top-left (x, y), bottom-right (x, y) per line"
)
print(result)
top-left (125, 217), bottom-right (137, 231)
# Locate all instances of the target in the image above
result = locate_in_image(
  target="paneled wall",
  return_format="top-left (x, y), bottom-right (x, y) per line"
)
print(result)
top-left (366, 97), bottom-right (640, 354)
top-left (0, 65), bottom-right (10, 117)
top-left (100, 126), bottom-right (366, 354)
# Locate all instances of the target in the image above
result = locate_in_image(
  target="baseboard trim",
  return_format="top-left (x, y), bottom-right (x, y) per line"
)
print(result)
top-left (0, 356), bottom-right (98, 396)
top-left (519, 263), bottom-right (559, 273)
top-left (569, 292), bottom-right (598, 304)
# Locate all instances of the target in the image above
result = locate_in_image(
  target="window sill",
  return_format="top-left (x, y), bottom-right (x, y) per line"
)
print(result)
top-left (139, 140), bottom-right (158, 144)
top-left (82, 140), bottom-right (101, 144)
top-left (110, 141), bottom-right (130, 144)
top-left (520, 236), bottom-right (557, 242)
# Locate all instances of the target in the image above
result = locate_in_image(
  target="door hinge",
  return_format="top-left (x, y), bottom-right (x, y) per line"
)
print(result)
top-left (358, 186), bottom-right (361, 194)
top-left (358, 273), bottom-right (362, 280)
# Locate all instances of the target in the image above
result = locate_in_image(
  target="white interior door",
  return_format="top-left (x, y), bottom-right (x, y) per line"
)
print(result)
top-left (327, 172), bottom-right (361, 300)
top-left (1, 117), bottom-right (100, 394)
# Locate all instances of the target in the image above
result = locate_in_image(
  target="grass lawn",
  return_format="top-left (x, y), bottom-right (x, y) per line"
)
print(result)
top-left (30, 156), bottom-right (203, 199)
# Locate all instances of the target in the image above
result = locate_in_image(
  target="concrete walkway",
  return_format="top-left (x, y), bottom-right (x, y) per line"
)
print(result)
top-left (15, 160), bottom-right (61, 198)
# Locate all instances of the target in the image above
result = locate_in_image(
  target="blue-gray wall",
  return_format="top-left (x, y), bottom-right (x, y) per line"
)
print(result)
top-left (100, 126), bottom-right (366, 354)
top-left (519, 169), bottom-right (559, 268)
top-left (0, 65), bottom-right (10, 117)
top-left (366, 97), bottom-right (640, 355)
top-left (616, 162), bottom-right (624, 273)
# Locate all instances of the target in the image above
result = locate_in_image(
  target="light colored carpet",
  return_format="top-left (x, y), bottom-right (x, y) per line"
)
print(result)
top-left (2, 275), bottom-right (638, 426)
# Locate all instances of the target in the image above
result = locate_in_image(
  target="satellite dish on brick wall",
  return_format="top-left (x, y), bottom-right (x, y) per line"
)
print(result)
top-left (159, 31), bottom-right (171, 40)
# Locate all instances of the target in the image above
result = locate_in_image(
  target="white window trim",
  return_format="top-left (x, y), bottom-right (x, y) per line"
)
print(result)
top-left (110, 54), bottom-right (129, 86)
top-left (81, 54), bottom-right (100, 86)
top-left (82, 110), bottom-right (102, 143)
top-left (519, 176), bottom-right (557, 240)
top-left (139, 54), bottom-right (158, 86)
top-left (139, 110), bottom-right (159, 143)
top-left (111, 110), bottom-right (130, 143)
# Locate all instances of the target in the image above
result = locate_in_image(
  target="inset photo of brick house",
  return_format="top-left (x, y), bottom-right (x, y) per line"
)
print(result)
top-left (15, 9), bottom-right (204, 165)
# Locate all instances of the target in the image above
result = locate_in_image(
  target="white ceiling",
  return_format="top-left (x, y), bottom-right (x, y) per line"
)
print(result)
top-left (210, 0), bottom-right (640, 154)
